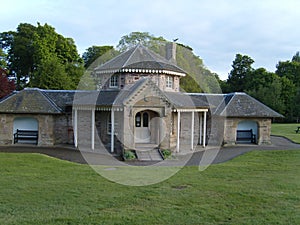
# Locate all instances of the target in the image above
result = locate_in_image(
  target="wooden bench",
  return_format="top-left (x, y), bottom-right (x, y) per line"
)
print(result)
top-left (237, 129), bottom-right (256, 143)
top-left (295, 127), bottom-right (300, 134)
top-left (14, 129), bottom-right (38, 145)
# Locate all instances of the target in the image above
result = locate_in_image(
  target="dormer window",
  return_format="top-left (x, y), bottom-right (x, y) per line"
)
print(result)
top-left (109, 75), bottom-right (119, 88)
top-left (166, 75), bottom-right (173, 89)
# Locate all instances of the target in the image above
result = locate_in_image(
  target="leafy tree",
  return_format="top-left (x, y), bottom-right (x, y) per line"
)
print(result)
top-left (82, 45), bottom-right (114, 69)
top-left (226, 54), bottom-right (254, 92)
top-left (117, 32), bottom-right (165, 52)
top-left (0, 48), bottom-right (7, 68)
top-left (0, 23), bottom-right (84, 90)
top-left (0, 68), bottom-right (15, 99)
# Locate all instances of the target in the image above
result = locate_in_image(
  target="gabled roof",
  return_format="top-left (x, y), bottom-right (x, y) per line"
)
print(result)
top-left (94, 44), bottom-right (186, 76)
top-left (0, 88), bottom-right (62, 114)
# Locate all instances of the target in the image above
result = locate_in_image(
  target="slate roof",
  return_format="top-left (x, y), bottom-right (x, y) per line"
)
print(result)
top-left (188, 93), bottom-right (283, 118)
top-left (94, 44), bottom-right (186, 75)
top-left (0, 88), bottom-right (61, 114)
top-left (0, 85), bottom-right (282, 118)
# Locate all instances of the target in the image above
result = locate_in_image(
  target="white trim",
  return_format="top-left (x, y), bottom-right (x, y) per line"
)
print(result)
top-left (74, 109), bottom-right (78, 148)
top-left (199, 113), bottom-right (202, 145)
top-left (91, 109), bottom-right (95, 150)
top-left (191, 111), bottom-right (194, 150)
top-left (176, 111), bottom-right (180, 153)
top-left (173, 108), bottom-right (208, 112)
top-left (203, 111), bottom-right (207, 147)
top-left (111, 110), bottom-right (114, 153)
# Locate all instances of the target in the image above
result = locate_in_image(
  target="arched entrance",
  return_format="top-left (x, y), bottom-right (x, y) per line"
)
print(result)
top-left (236, 120), bottom-right (258, 144)
top-left (13, 117), bottom-right (39, 144)
top-left (134, 110), bottom-right (159, 144)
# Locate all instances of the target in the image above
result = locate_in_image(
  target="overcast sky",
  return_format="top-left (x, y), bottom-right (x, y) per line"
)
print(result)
top-left (1, 0), bottom-right (299, 80)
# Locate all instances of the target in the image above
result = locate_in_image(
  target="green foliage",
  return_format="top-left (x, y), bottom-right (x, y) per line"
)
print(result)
top-left (161, 149), bottom-right (171, 159)
top-left (82, 45), bottom-right (114, 69)
top-left (0, 22), bottom-right (84, 90)
top-left (124, 150), bottom-right (137, 160)
top-left (226, 54), bottom-right (254, 92)
top-left (0, 151), bottom-right (299, 224)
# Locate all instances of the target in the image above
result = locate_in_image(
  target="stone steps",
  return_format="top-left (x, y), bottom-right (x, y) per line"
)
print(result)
top-left (135, 149), bottom-right (164, 161)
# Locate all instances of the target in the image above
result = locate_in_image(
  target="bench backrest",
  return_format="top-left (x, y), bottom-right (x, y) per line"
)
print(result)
top-left (237, 129), bottom-right (253, 138)
top-left (16, 129), bottom-right (38, 136)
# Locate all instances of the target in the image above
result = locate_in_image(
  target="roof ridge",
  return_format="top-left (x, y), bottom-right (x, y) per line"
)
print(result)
top-left (39, 90), bottom-right (63, 112)
top-left (123, 44), bottom-right (140, 68)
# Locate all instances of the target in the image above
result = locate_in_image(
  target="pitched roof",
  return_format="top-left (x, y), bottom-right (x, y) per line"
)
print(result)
top-left (0, 88), bottom-right (62, 114)
top-left (188, 92), bottom-right (283, 118)
top-left (94, 44), bottom-right (186, 76)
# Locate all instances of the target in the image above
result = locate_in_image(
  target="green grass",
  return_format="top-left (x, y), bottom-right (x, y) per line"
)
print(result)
top-left (271, 123), bottom-right (300, 143)
top-left (0, 151), bottom-right (299, 225)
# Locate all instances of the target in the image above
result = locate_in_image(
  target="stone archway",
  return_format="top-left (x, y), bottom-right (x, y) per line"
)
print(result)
top-left (13, 117), bottom-right (39, 144)
top-left (236, 120), bottom-right (258, 144)
top-left (134, 110), bottom-right (160, 144)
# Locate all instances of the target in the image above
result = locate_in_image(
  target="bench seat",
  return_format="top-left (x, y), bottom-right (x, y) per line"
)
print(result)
top-left (14, 129), bottom-right (38, 145)
top-left (237, 129), bottom-right (256, 144)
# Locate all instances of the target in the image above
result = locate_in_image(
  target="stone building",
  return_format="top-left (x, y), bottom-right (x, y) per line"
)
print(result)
top-left (0, 43), bottom-right (282, 157)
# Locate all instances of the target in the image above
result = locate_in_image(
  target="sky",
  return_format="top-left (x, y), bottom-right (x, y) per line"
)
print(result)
top-left (1, 0), bottom-right (300, 80)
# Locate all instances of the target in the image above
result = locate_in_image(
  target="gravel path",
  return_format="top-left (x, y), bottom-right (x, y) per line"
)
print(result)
top-left (0, 136), bottom-right (299, 166)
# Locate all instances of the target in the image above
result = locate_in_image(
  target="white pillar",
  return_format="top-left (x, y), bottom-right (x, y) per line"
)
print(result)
top-left (74, 108), bottom-right (78, 148)
top-left (203, 111), bottom-right (207, 147)
top-left (111, 109), bottom-right (115, 153)
top-left (199, 113), bottom-right (203, 145)
top-left (176, 111), bottom-right (181, 153)
top-left (91, 109), bottom-right (95, 150)
top-left (191, 111), bottom-right (194, 150)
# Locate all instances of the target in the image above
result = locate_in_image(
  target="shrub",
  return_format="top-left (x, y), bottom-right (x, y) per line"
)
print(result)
top-left (161, 149), bottom-right (171, 159)
top-left (124, 150), bottom-right (136, 160)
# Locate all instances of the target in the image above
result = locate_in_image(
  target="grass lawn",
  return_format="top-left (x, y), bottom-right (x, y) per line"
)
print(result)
top-left (271, 123), bottom-right (300, 143)
top-left (0, 151), bottom-right (299, 225)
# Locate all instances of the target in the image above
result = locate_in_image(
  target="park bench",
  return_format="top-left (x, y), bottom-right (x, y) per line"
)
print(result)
top-left (14, 129), bottom-right (38, 145)
top-left (236, 129), bottom-right (256, 143)
top-left (295, 126), bottom-right (300, 134)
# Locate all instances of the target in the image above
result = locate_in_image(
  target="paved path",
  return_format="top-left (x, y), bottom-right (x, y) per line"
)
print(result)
top-left (0, 136), bottom-right (299, 166)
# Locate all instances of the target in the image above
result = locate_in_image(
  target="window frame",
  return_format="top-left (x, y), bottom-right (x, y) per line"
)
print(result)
top-left (109, 75), bottom-right (119, 88)
top-left (166, 75), bottom-right (173, 89)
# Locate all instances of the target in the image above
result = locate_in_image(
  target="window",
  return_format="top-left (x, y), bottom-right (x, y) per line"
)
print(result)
top-left (142, 112), bottom-right (149, 127)
top-left (135, 112), bottom-right (141, 127)
top-left (166, 76), bottom-right (173, 88)
top-left (109, 75), bottom-right (118, 88)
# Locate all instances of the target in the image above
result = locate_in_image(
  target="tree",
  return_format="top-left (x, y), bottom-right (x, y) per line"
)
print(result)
top-left (0, 23), bottom-right (84, 90)
top-left (226, 54), bottom-right (254, 92)
top-left (0, 68), bottom-right (15, 99)
top-left (82, 45), bottom-right (114, 68)
top-left (0, 48), bottom-right (7, 68)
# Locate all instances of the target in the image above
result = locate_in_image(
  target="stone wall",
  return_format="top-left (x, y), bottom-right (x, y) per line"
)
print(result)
top-left (0, 113), bottom-right (56, 146)
top-left (223, 117), bottom-right (272, 145)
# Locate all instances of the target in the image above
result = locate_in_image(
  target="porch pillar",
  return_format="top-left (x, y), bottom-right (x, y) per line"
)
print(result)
top-left (91, 108), bottom-right (95, 150)
top-left (111, 109), bottom-right (114, 153)
top-left (191, 111), bottom-right (194, 150)
top-left (199, 113), bottom-right (203, 145)
top-left (176, 111), bottom-right (181, 153)
top-left (74, 108), bottom-right (78, 148)
top-left (203, 111), bottom-right (207, 147)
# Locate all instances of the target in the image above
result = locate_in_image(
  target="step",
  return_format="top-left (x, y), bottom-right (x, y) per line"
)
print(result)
top-left (135, 149), bottom-right (163, 161)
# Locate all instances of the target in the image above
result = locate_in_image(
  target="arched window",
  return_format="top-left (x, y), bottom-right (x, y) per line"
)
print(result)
top-left (143, 112), bottom-right (149, 127)
top-left (135, 112), bottom-right (141, 127)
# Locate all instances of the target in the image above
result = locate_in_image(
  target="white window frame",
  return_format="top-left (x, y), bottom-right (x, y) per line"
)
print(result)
top-left (109, 75), bottom-right (119, 88)
top-left (166, 75), bottom-right (173, 89)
